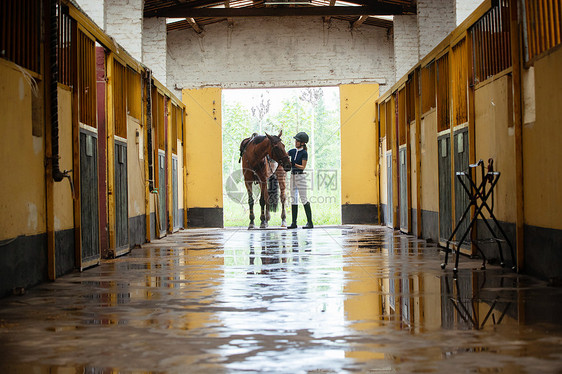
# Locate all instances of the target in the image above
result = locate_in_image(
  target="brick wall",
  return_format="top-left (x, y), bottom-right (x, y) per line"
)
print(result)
top-left (105, 0), bottom-right (143, 61)
top-left (167, 17), bottom-right (394, 92)
top-left (74, 0), bottom-right (105, 29)
top-left (418, 0), bottom-right (456, 59)
top-left (143, 18), bottom-right (167, 86)
top-left (456, 0), bottom-right (485, 25)
top-left (393, 15), bottom-right (419, 81)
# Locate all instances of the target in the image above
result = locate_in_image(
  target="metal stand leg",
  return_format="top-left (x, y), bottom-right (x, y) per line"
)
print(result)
top-left (441, 159), bottom-right (516, 272)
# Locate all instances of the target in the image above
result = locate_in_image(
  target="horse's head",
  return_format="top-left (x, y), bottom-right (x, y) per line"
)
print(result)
top-left (266, 131), bottom-right (291, 172)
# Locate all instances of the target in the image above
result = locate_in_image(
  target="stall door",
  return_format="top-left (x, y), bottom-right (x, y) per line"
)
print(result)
top-left (438, 134), bottom-right (452, 243)
top-left (172, 155), bottom-right (179, 230)
top-left (80, 129), bottom-right (100, 267)
top-left (454, 128), bottom-right (470, 243)
top-left (158, 150), bottom-right (167, 236)
top-left (399, 146), bottom-right (408, 233)
top-left (386, 151), bottom-right (393, 227)
top-left (115, 140), bottom-right (129, 255)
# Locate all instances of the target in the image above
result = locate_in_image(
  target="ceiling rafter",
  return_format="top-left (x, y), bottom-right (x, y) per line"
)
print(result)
top-left (146, 4), bottom-right (414, 18)
top-left (351, 14), bottom-right (368, 29)
top-left (323, 0), bottom-right (336, 23)
top-left (225, 0), bottom-right (234, 26)
top-left (186, 17), bottom-right (204, 32)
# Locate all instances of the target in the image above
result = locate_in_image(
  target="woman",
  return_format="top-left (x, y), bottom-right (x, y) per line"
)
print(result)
top-left (287, 132), bottom-right (313, 229)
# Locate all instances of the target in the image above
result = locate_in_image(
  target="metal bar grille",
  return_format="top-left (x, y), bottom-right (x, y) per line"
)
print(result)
top-left (113, 59), bottom-right (127, 138)
top-left (78, 29), bottom-right (96, 127)
top-left (406, 76), bottom-right (415, 125)
top-left (127, 67), bottom-right (142, 120)
top-left (172, 104), bottom-right (178, 154)
top-left (421, 61), bottom-right (436, 114)
top-left (398, 87), bottom-right (406, 146)
top-left (157, 93), bottom-right (165, 150)
top-left (451, 38), bottom-right (468, 127)
top-left (58, 4), bottom-right (73, 87)
top-left (470, 0), bottom-right (511, 84)
top-left (436, 53), bottom-right (450, 132)
top-left (0, 0), bottom-right (40, 73)
top-left (385, 99), bottom-right (392, 151)
top-left (525, 0), bottom-right (562, 60)
top-left (378, 101), bottom-right (386, 139)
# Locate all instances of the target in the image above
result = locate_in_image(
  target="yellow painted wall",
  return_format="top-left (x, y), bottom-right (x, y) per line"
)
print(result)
top-left (420, 110), bottom-right (439, 212)
top-left (54, 86), bottom-right (74, 231)
top-left (127, 116), bottom-right (145, 218)
top-left (183, 87), bottom-right (223, 209)
top-left (524, 47), bottom-right (562, 230)
top-left (474, 75), bottom-right (517, 223)
top-left (340, 84), bottom-right (379, 206)
top-left (0, 61), bottom-right (46, 240)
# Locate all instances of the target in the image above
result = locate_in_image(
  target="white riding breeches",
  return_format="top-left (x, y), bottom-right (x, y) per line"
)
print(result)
top-left (290, 173), bottom-right (309, 205)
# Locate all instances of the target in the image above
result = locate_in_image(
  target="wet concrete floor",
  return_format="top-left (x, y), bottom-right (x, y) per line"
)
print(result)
top-left (1, 226), bottom-right (562, 373)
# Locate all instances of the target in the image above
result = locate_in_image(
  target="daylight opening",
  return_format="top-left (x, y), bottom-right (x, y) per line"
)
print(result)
top-left (222, 87), bottom-right (342, 227)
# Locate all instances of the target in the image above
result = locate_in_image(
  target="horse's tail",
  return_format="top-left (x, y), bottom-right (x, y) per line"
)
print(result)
top-left (268, 174), bottom-right (279, 212)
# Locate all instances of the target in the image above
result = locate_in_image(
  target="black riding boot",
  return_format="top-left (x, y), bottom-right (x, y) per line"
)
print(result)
top-left (288, 205), bottom-right (298, 229)
top-left (303, 202), bottom-right (313, 229)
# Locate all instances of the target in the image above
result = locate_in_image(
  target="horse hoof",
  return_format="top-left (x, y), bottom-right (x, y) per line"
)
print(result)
top-left (248, 223), bottom-right (255, 230)
top-left (281, 220), bottom-right (287, 227)
top-left (260, 222), bottom-right (268, 229)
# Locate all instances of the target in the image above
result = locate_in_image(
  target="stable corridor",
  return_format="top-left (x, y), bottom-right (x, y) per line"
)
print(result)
top-left (1, 226), bottom-right (562, 373)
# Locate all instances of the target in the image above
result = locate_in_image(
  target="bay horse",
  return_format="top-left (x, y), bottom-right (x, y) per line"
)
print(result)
top-left (240, 131), bottom-right (292, 229)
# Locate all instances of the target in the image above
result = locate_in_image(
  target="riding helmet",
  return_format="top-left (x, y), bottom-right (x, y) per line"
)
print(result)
top-left (294, 132), bottom-right (309, 143)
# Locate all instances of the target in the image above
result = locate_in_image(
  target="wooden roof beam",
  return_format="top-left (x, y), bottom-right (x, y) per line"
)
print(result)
top-left (323, 0), bottom-right (336, 23)
top-left (352, 15), bottom-right (368, 29)
top-left (145, 4), bottom-right (415, 18)
top-left (225, 0), bottom-right (234, 27)
top-left (186, 17), bottom-right (204, 33)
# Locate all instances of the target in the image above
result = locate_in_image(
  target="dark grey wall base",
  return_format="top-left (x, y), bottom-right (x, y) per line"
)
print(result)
top-left (421, 210), bottom-right (439, 243)
top-left (187, 207), bottom-right (224, 228)
top-left (150, 212), bottom-right (157, 240)
top-left (55, 228), bottom-right (76, 278)
top-left (0, 234), bottom-right (48, 298)
top-left (341, 204), bottom-right (379, 225)
top-left (475, 219), bottom-right (516, 268)
top-left (411, 208), bottom-right (418, 236)
top-left (525, 224), bottom-right (562, 282)
top-left (129, 215), bottom-right (146, 247)
top-left (380, 203), bottom-right (387, 225)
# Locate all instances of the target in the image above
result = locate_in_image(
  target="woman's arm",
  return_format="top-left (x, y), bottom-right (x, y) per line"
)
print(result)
top-left (295, 159), bottom-right (307, 170)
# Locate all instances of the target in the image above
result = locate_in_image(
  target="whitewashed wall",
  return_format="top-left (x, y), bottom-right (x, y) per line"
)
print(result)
top-left (143, 17), bottom-right (167, 86)
top-left (167, 17), bottom-right (394, 93)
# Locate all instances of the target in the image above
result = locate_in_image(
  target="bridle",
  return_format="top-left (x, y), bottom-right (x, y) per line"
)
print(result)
top-left (270, 138), bottom-right (290, 166)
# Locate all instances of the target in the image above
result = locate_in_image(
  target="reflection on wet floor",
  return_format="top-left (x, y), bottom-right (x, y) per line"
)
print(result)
top-left (1, 226), bottom-right (562, 373)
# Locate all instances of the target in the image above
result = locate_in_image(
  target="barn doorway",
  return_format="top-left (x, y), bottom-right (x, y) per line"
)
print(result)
top-left (222, 87), bottom-right (342, 227)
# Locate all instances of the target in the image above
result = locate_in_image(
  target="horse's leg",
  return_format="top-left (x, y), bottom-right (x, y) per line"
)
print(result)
top-left (245, 179), bottom-right (255, 229)
top-left (278, 169), bottom-right (287, 227)
top-left (259, 179), bottom-right (269, 228)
